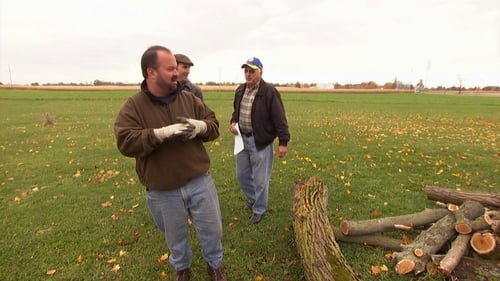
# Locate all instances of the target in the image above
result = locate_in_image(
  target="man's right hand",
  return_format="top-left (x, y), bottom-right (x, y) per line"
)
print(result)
top-left (153, 123), bottom-right (194, 141)
top-left (229, 122), bottom-right (238, 135)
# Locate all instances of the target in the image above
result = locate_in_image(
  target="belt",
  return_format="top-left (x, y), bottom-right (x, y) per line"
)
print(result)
top-left (241, 132), bottom-right (253, 137)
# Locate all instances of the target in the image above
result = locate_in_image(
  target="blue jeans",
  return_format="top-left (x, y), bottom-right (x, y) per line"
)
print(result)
top-left (236, 135), bottom-right (274, 215)
top-left (145, 172), bottom-right (223, 271)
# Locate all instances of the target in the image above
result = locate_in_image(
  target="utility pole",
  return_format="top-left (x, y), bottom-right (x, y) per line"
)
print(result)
top-left (425, 60), bottom-right (430, 87)
top-left (8, 64), bottom-right (13, 86)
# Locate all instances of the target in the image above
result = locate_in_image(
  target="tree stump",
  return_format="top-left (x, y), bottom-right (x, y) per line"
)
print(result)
top-left (291, 176), bottom-right (360, 281)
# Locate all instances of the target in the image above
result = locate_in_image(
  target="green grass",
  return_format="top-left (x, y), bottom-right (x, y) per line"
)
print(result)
top-left (0, 89), bottom-right (498, 281)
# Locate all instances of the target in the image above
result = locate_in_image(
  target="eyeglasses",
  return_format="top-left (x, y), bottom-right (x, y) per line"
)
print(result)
top-left (244, 69), bottom-right (256, 74)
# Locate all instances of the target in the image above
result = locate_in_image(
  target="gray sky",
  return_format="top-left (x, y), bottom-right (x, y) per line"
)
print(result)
top-left (1, 0), bottom-right (499, 87)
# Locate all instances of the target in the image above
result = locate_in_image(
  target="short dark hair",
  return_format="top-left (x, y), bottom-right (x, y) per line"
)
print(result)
top-left (141, 45), bottom-right (172, 79)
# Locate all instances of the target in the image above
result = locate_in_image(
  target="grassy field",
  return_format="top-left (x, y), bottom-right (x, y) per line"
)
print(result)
top-left (0, 89), bottom-right (498, 281)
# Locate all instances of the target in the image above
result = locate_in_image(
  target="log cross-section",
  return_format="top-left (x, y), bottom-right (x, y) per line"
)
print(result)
top-left (291, 177), bottom-right (360, 281)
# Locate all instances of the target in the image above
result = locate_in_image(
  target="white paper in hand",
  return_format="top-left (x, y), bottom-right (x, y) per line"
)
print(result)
top-left (234, 122), bottom-right (244, 155)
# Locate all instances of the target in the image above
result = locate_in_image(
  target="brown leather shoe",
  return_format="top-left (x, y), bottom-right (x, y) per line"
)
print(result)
top-left (207, 263), bottom-right (227, 281)
top-left (175, 268), bottom-right (191, 281)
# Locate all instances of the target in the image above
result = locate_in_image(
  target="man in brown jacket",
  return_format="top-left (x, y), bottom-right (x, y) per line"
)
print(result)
top-left (114, 45), bottom-right (227, 281)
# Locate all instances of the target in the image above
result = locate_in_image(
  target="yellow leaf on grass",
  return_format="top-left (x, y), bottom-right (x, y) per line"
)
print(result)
top-left (371, 210), bottom-right (382, 218)
top-left (101, 201), bottom-right (112, 208)
top-left (255, 274), bottom-right (264, 281)
top-left (158, 253), bottom-right (169, 263)
top-left (76, 255), bottom-right (83, 264)
top-left (401, 234), bottom-right (412, 245)
top-left (107, 258), bottom-right (117, 264)
top-left (46, 269), bottom-right (57, 276)
top-left (371, 265), bottom-right (381, 275)
top-left (110, 264), bottom-right (121, 272)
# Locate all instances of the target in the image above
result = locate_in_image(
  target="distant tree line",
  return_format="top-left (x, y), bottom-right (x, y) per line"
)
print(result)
top-left (1, 80), bottom-right (498, 91)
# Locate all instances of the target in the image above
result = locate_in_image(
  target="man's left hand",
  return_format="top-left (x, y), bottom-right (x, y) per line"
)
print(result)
top-left (176, 117), bottom-right (207, 139)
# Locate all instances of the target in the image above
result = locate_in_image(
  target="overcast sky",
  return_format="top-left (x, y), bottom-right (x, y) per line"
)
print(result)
top-left (1, 0), bottom-right (499, 87)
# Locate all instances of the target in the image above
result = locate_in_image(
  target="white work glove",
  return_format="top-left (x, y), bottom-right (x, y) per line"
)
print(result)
top-left (176, 117), bottom-right (207, 139)
top-left (153, 123), bottom-right (194, 141)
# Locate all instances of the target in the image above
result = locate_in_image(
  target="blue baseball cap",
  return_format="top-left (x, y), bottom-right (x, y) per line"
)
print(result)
top-left (241, 57), bottom-right (263, 70)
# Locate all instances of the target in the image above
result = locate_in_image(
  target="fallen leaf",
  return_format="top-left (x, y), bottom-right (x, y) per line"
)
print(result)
top-left (158, 253), bottom-right (169, 263)
top-left (401, 234), bottom-right (412, 245)
top-left (45, 269), bottom-right (57, 276)
top-left (101, 201), bottom-right (112, 208)
top-left (110, 264), bottom-right (121, 272)
top-left (371, 210), bottom-right (382, 218)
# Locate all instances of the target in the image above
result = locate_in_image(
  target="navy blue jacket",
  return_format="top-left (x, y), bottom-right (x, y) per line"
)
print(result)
top-left (231, 79), bottom-right (290, 150)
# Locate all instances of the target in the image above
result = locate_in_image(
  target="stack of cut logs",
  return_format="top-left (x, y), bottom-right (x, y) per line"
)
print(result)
top-left (292, 178), bottom-right (499, 281)
top-left (337, 185), bottom-right (499, 277)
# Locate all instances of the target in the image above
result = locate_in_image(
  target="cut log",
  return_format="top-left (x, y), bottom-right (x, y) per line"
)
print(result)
top-left (432, 255), bottom-right (500, 280)
top-left (438, 234), bottom-right (471, 276)
top-left (453, 202), bottom-right (485, 234)
top-left (340, 208), bottom-right (450, 236)
top-left (470, 232), bottom-right (497, 255)
top-left (425, 185), bottom-right (500, 209)
top-left (392, 200), bottom-right (484, 275)
top-left (332, 227), bottom-right (403, 251)
top-left (470, 215), bottom-right (494, 232)
top-left (291, 177), bottom-right (360, 281)
top-left (485, 210), bottom-right (500, 233)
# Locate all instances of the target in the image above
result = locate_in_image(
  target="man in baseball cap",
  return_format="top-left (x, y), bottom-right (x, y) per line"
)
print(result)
top-left (241, 57), bottom-right (263, 70)
top-left (230, 55), bottom-right (290, 225)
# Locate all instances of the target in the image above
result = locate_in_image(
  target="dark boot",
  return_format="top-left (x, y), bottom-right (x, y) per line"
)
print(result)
top-left (207, 263), bottom-right (227, 281)
top-left (175, 268), bottom-right (191, 281)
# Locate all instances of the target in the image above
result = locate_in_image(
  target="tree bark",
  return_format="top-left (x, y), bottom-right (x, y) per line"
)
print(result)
top-left (340, 208), bottom-right (450, 236)
top-left (425, 185), bottom-right (500, 209)
top-left (438, 234), bottom-right (471, 275)
top-left (432, 255), bottom-right (500, 280)
top-left (332, 227), bottom-right (403, 251)
top-left (292, 177), bottom-right (360, 281)
top-left (392, 200), bottom-right (484, 275)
